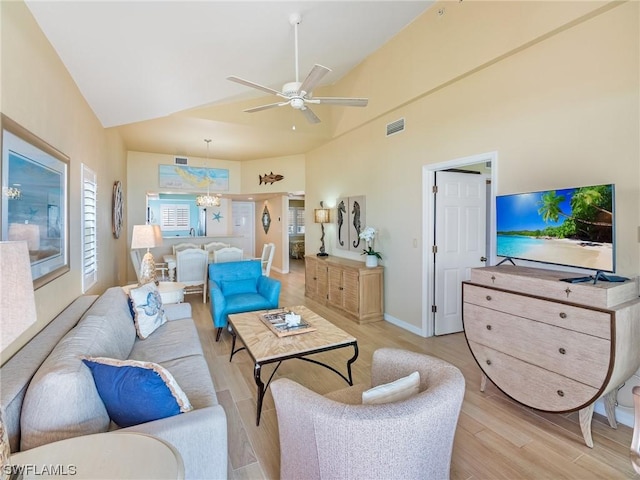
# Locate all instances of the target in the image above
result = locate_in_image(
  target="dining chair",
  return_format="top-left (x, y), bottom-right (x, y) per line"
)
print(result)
top-left (176, 248), bottom-right (208, 302)
top-left (203, 242), bottom-right (231, 262)
top-left (172, 242), bottom-right (200, 255)
top-left (213, 247), bottom-right (243, 263)
top-left (260, 243), bottom-right (275, 276)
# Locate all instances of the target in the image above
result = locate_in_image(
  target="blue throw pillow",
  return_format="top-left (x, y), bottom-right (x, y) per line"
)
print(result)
top-left (82, 357), bottom-right (192, 428)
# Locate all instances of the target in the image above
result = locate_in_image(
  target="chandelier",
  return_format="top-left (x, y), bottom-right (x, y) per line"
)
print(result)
top-left (196, 139), bottom-right (221, 208)
top-left (3, 185), bottom-right (21, 200)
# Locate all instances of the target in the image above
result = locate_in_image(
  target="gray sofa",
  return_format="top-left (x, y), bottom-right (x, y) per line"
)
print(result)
top-left (0, 286), bottom-right (227, 480)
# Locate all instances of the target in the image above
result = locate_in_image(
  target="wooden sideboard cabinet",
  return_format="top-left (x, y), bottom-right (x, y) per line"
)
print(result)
top-left (305, 255), bottom-right (384, 324)
top-left (462, 265), bottom-right (640, 447)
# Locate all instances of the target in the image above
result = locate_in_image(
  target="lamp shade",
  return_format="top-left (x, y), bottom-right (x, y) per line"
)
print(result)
top-left (131, 225), bottom-right (163, 249)
top-left (0, 241), bottom-right (37, 352)
top-left (8, 223), bottom-right (40, 251)
top-left (314, 208), bottom-right (330, 224)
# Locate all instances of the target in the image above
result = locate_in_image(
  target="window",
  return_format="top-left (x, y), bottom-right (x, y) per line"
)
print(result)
top-left (81, 164), bottom-right (97, 292)
top-left (160, 204), bottom-right (190, 231)
top-left (288, 207), bottom-right (305, 235)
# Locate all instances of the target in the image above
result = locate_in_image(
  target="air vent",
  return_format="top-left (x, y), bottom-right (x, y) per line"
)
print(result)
top-left (386, 118), bottom-right (405, 137)
top-left (174, 156), bottom-right (188, 165)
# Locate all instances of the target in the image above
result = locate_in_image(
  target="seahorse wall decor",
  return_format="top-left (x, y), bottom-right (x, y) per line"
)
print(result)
top-left (351, 201), bottom-right (362, 248)
top-left (335, 196), bottom-right (366, 253)
top-left (337, 200), bottom-right (346, 246)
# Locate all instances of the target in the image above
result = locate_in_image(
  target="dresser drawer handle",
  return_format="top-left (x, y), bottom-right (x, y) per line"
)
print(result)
top-left (559, 312), bottom-right (567, 319)
top-left (485, 295), bottom-right (492, 301)
top-left (559, 347), bottom-right (566, 355)
top-left (486, 359), bottom-right (492, 366)
top-left (486, 325), bottom-right (492, 331)
top-left (557, 390), bottom-right (565, 397)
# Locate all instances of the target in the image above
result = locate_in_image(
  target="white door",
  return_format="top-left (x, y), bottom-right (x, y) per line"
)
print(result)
top-left (434, 171), bottom-right (487, 335)
top-left (231, 201), bottom-right (255, 257)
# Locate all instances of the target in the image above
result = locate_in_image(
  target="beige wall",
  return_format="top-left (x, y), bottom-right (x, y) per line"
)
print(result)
top-left (240, 154), bottom-right (305, 195)
top-left (307, 1), bottom-right (639, 331)
top-left (1, 1), bottom-right (128, 363)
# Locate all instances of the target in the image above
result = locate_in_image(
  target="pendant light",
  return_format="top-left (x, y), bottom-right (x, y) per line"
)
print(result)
top-left (196, 138), bottom-right (221, 208)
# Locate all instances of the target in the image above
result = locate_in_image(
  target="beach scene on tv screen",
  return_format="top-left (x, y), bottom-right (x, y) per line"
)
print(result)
top-left (496, 184), bottom-right (614, 271)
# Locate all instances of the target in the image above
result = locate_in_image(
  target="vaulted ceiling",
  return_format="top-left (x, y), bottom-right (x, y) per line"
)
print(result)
top-left (26, 1), bottom-right (434, 160)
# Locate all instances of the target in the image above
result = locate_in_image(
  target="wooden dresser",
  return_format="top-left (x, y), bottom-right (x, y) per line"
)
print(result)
top-left (462, 265), bottom-right (640, 447)
top-left (305, 255), bottom-right (384, 324)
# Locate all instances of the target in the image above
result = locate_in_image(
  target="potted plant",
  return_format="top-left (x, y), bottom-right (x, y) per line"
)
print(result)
top-left (359, 226), bottom-right (382, 267)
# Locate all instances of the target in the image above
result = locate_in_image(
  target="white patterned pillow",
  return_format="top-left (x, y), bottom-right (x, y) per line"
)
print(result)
top-left (362, 371), bottom-right (420, 405)
top-left (128, 283), bottom-right (167, 339)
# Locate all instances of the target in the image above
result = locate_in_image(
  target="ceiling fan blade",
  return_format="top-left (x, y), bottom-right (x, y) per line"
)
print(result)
top-left (244, 101), bottom-right (290, 113)
top-left (300, 106), bottom-right (321, 124)
top-left (310, 97), bottom-right (369, 107)
top-left (298, 64), bottom-right (331, 95)
top-left (227, 76), bottom-right (286, 98)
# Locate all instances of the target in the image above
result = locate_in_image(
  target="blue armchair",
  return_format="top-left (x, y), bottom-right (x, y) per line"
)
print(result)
top-left (208, 260), bottom-right (281, 341)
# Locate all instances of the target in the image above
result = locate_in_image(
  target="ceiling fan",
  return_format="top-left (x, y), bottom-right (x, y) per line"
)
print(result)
top-left (227, 13), bottom-right (368, 124)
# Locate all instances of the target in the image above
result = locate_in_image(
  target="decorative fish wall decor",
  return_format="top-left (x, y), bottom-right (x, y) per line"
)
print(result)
top-left (259, 172), bottom-right (284, 185)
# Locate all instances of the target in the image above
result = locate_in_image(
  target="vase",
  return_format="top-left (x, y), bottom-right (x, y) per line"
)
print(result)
top-left (365, 255), bottom-right (378, 268)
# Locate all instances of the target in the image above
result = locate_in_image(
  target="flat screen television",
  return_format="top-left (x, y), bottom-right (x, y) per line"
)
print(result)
top-left (496, 183), bottom-right (615, 273)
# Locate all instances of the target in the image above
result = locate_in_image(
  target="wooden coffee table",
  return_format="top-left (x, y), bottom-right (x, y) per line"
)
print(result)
top-left (228, 305), bottom-right (359, 425)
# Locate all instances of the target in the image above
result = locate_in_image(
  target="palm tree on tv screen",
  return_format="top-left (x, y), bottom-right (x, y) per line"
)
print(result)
top-left (537, 185), bottom-right (612, 242)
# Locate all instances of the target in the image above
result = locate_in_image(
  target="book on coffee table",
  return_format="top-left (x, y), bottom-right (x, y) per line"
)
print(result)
top-left (260, 310), bottom-right (317, 337)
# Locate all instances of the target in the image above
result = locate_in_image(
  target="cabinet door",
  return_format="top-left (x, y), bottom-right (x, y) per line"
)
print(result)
top-left (342, 268), bottom-right (360, 315)
top-left (305, 258), bottom-right (318, 297)
top-left (317, 262), bottom-right (328, 301)
top-left (327, 265), bottom-right (344, 305)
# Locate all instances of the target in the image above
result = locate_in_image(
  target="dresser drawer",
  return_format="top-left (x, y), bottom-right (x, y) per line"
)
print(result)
top-left (463, 283), bottom-right (611, 339)
top-left (468, 341), bottom-right (599, 412)
top-left (464, 303), bottom-right (610, 388)
top-left (470, 265), bottom-right (638, 308)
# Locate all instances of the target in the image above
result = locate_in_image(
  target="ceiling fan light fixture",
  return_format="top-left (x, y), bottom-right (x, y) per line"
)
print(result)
top-left (290, 98), bottom-right (305, 110)
top-left (226, 13), bottom-right (368, 124)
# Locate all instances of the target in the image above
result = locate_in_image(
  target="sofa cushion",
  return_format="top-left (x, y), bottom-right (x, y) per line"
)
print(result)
top-left (362, 371), bottom-right (420, 405)
top-left (225, 293), bottom-right (276, 314)
top-left (80, 287), bottom-right (136, 348)
top-left (221, 278), bottom-right (257, 296)
top-left (128, 318), bottom-right (203, 364)
top-left (129, 282), bottom-right (167, 339)
top-left (159, 356), bottom-right (218, 409)
top-left (82, 357), bottom-right (193, 428)
top-left (20, 313), bottom-right (135, 450)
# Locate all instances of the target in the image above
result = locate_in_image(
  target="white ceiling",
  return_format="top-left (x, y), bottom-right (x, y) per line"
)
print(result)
top-left (25, 1), bottom-right (434, 160)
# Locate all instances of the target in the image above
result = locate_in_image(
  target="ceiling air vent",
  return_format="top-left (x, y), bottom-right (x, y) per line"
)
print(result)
top-left (174, 156), bottom-right (188, 165)
top-left (386, 118), bottom-right (405, 137)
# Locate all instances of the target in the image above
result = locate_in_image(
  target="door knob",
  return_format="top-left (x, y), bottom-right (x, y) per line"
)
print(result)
top-left (480, 256), bottom-right (487, 262)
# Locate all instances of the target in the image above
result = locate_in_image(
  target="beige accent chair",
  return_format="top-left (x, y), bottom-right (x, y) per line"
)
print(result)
top-left (260, 243), bottom-right (275, 276)
top-left (213, 246), bottom-right (243, 263)
top-left (176, 248), bottom-right (208, 303)
top-left (631, 386), bottom-right (640, 474)
top-left (172, 242), bottom-right (200, 254)
top-left (271, 348), bottom-right (465, 480)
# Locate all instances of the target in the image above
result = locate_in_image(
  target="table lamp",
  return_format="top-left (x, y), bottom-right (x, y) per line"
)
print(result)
top-left (314, 202), bottom-right (330, 257)
top-left (131, 225), bottom-right (163, 285)
top-left (0, 241), bottom-right (38, 352)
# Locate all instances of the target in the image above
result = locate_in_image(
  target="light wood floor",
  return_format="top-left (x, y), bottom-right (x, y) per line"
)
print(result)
top-left (187, 258), bottom-right (636, 479)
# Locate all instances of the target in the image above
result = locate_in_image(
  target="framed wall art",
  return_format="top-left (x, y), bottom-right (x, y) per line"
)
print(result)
top-left (159, 164), bottom-right (229, 192)
top-left (1, 114), bottom-right (70, 288)
top-left (335, 195), bottom-right (366, 253)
